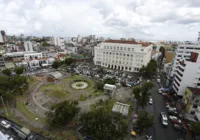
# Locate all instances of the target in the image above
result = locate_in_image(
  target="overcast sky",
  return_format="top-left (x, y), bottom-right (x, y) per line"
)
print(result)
top-left (0, 0), bottom-right (200, 41)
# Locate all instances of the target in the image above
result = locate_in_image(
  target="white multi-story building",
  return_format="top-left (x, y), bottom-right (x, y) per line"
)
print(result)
top-left (94, 40), bottom-right (152, 72)
top-left (24, 41), bottom-right (33, 52)
top-left (169, 44), bottom-right (200, 77)
top-left (24, 52), bottom-right (43, 60)
top-left (172, 51), bottom-right (200, 96)
top-left (50, 37), bottom-right (65, 49)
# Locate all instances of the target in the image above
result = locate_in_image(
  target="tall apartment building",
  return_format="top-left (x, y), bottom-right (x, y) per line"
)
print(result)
top-left (172, 52), bottom-right (200, 96)
top-left (50, 37), bottom-right (65, 49)
top-left (24, 41), bottom-right (33, 52)
top-left (169, 44), bottom-right (200, 77)
top-left (94, 40), bottom-right (152, 72)
top-left (0, 30), bottom-right (6, 43)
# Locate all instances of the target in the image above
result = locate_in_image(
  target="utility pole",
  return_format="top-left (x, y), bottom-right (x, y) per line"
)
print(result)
top-left (1, 96), bottom-right (8, 117)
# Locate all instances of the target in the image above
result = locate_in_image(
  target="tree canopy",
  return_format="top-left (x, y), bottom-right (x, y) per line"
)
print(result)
top-left (95, 81), bottom-right (104, 91)
top-left (139, 60), bottom-right (157, 78)
top-left (104, 78), bottom-right (116, 85)
top-left (52, 61), bottom-right (61, 69)
top-left (79, 107), bottom-right (128, 139)
top-left (14, 66), bottom-right (24, 75)
top-left (191, 122), bottom-right (200, 135)
top-left (65, 57), bottom-right (74, 66)
top-left (1, 68), bottom-right (11, 76)
top-left (135, 111), bottom-right (153, 133)
top-left (46, 100), bottom-right (80, 127)
top-left (132, 82), bottom-right (153, 109)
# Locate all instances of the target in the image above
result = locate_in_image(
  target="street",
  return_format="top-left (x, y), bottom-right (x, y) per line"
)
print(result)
top-left (146, 80), bottom-right (185, 140)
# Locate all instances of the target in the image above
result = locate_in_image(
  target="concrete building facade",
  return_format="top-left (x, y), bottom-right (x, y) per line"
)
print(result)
top-left (169, 44), bottom-right (200, 77)
top-left (172, 52), bottom-right (200, 96)
top-left (24, 41), bottom-right (33, 52)
top-left (94, 40), bottom-right (152, 72)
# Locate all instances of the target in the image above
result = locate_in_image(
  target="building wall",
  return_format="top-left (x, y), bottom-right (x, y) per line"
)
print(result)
top-left (169, 44), bottom-right (200, 77)
top-left (173, 61), bottom-right (200, 96)
top-left (24, 41), bottom-right (33, 52)
top-left (94, 42), bottom-right (152, 72)
top-left (24, 52), bottom-right (43, 60)
top-left (182, 87), bottom-right (200, 117)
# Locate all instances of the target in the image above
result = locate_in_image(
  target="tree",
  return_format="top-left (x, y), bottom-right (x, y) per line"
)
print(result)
top-left (52, 61), bottom-right (60, 69)
top-left (95, 81), bottom-right (104, 91)
top-left (104, 78), bottom-right (116, 85)
top-left (132, 82), bottom-right (153, 109)
top-left (139, 65), bottom-right (146, 77)
top-left (191, 122), bottom-right (200, 135)
top-left (65, 57), bottom-right (74, 66)
top-left (2, 68), bottom-right (11, 76)
top-left (135, 111), bottom-right (153, 133)
top-left (14, 66), bottom-right (24, 75)
top-left (46, 100), bottom-right (79, 127)
top-left (79, 108), bottom-right (128, 139)
top-left (139, 60), bottom-right (157, 79)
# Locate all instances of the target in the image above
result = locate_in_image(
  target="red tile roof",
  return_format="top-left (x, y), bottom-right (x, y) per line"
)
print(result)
top-left (188, 87), bottom-right (200, 95)
top-left (104, 40), bottom-right (149, 47)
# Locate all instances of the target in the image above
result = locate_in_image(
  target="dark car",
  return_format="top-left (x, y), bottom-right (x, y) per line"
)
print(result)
top-left (173, 124), bottom-right (182, 131)
top-left (168, 110), bottom-right (178, 116)
top-left (84, 136), bottom-right (93, 140)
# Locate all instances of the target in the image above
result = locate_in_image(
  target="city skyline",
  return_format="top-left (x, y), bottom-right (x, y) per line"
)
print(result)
top-left (0, 0), bottom-right (200, 41)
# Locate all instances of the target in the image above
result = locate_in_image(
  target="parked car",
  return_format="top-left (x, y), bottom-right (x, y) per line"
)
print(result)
top-left (157, 79), bottom-right (160, 83)
top-left (171, 119), bottom-right (182, 125)
top-left (0, 120), bottom-right (11, 129)
top-left (169, 115), bottom-right (178, 120)
top-left (168, 110), bottom-right (178, 116)
top-left (160, 112), bottom-right (168, 126)
top-left (172, 124), bottom-right (182, 131)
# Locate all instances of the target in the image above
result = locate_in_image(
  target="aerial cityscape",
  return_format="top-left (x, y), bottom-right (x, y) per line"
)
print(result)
top-left (0, 0), bottom-right (200, 140)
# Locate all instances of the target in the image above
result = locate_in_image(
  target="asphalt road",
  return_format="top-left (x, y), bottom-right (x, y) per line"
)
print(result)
top-left (146, 80), bottom-right (185, 140)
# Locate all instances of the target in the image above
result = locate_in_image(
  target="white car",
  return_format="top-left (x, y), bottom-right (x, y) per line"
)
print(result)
top-left (0, 120), bottom-right (11, 129)
top-left (169, 115), bottom-right (178, 120)
top-left (149, 98), bottom-right (153, 105)
top-left (160, 112), bottom-right (168, 126)
top-left (158, 89), bottom-right (162, 94)
top-left (157, 79), bottom-right (161, 83)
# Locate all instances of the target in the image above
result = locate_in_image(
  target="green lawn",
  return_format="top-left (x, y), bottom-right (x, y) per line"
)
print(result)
top-left (16, 101), bottom-right (46, 123)
top-left (40, 84), bottom-right (68, 98)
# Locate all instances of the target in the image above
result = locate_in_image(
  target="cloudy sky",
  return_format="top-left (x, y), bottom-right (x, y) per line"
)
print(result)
top-left (0, 0), bottom-right (200, 41)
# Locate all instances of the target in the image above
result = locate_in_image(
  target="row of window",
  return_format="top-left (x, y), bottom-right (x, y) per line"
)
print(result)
top-left (103, 57), bottom-right (143, 62)
top-left (179, 47), bottom-right (200, 50)
top-left (102, 52), bottom-right (143, 58)
top-left (103, 46), bottom-right (144, 52)
top-left (102, 60), bottom-right (142, 66)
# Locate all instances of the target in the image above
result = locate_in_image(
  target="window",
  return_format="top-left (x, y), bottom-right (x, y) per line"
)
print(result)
top-left (117, 47), bottom-right (119, 50)
top-left (116, 53), bottom-right (118, 55)
top-left (193, 104), bottom-right (198, 108)
top-left (107, 46), bottom-right (109, 49)
top-left (123, 54), bottom-right (125, 56)
top-left (110, 46), bottom-right (112, 49)
top-left (179, 47), bottom-right (184, 49)
top-left (127, 54), bottom-right (129, 57)
top-left (195, 100), bottom-right (199, 103)
top-left (128, 48), bottom-right (130, 51)
top-left (131, 55), bottom-right (133, 57)
top-left (124, 47), bottom-right (126, 51)
top-left (141, 49), bottom-right (144, 51)
top-left (114, 46), bottom-right (116, 50)
top-left (129, 67), bottom-right (131, 70)
top-left (132, 48), bottom-right (134, 51)
top-left (177, 55), bottom-right (182, 57)
top-left (120, 53), bottom-right (122, 56)
top-left (120, 47), bottom-right (123, 50)
top-left (186, 47), bottom-right (193, 49)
